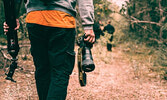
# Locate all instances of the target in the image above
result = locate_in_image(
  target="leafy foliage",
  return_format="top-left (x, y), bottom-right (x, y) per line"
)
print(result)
top-left (121, 0), bottom-right (167, 46)
top-left (120, 0), bottom-right (167, 79)
top-left (94, 0), bottom-right (113, 21)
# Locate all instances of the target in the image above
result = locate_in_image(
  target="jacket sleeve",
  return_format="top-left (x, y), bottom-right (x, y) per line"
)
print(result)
top-left (77, 0), bottom-right (95, 30)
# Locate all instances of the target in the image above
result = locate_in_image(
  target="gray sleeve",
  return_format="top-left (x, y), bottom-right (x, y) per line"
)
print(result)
top-left (77, 0), bottom-right (94, 30)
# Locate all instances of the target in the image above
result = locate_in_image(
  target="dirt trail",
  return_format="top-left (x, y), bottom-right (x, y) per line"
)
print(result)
top-left (0, 45), bottom-right (167, 100)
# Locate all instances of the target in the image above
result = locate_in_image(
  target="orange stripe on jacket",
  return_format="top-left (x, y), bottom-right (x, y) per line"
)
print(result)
top-left (26, 10), bottom-right (76, 28)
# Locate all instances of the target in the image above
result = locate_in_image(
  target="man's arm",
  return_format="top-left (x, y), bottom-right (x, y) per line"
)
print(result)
top-left (77, 0), bottom-right (95, 43)
top-left (4, 0), bottom-right (22, 33)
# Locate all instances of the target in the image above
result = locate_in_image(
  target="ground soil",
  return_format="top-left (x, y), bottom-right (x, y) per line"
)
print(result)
top-left (0, 45), bottom-right (167, 100)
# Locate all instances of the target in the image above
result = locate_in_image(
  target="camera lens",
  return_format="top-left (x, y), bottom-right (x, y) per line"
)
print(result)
top-left (82, 47), bottom-right (95, 72)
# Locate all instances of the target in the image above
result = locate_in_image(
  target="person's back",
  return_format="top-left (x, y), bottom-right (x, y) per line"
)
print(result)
top-left (103, 20), bottom-right (115, 51)
top-left (103, 23), bottom-right (115, 34)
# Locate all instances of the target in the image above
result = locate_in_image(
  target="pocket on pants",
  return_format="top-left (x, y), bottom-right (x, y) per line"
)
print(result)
top-left (64, 50), bottom-right (75, 75)
top-left (50, 50), bottom-right (75, 76)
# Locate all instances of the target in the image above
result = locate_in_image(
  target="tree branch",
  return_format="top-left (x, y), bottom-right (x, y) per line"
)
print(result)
top-left (130, 16), bottom-right (161, 26)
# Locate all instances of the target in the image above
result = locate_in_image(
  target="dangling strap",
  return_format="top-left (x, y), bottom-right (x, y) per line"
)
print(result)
top-left (77, 47), bottom-right (87, 86)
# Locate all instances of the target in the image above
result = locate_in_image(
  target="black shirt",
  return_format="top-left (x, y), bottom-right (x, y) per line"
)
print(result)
top-left (103, 24), bottom-right (115, 34)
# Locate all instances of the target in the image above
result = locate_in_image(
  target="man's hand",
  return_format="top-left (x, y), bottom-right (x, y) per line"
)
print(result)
top-left (3, 22), bottom-right (9, 34)
top-left (84, 29), bottom-right (95, 43)
top-left (3, 19), bottom-right (20, 34)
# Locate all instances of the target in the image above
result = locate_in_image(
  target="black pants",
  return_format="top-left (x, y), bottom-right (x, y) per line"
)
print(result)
top-left (27, 23), bottom-right (76, 100)
top-left (107, 43), bottom-right (112, 51)
top-left (107, 35), bottom-right (113, 51)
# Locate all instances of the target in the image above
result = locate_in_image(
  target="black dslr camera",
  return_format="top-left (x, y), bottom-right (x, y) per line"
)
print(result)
top-left (77, 34), bottom-right (95, 86)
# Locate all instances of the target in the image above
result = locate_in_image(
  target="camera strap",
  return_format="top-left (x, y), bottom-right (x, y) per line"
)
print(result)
top-left (77, 46), bottom-right (87, 86)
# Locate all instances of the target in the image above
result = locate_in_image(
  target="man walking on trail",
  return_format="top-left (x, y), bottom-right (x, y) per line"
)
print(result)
top-left (4, 0), bottom-right (95, 100)
top-left (103, 20), bottom-right (115, 35)
top-left (103, 20), bottom-right (115, 51)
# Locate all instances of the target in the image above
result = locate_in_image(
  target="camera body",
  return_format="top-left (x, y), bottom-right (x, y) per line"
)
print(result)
top-left (77, 35), bottom-right (95, 72)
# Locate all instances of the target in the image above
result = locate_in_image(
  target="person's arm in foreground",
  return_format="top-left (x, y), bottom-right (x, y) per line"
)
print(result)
top-left (3, 0), bottom-right (22, 33)
top-left (77, 0), bottom-right (95, 43)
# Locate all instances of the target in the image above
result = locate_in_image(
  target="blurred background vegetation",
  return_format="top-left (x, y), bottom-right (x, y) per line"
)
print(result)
top-left (119, 0), bottom-right (167, 79)
top-left (0, 0), bottom-right (167, 79)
